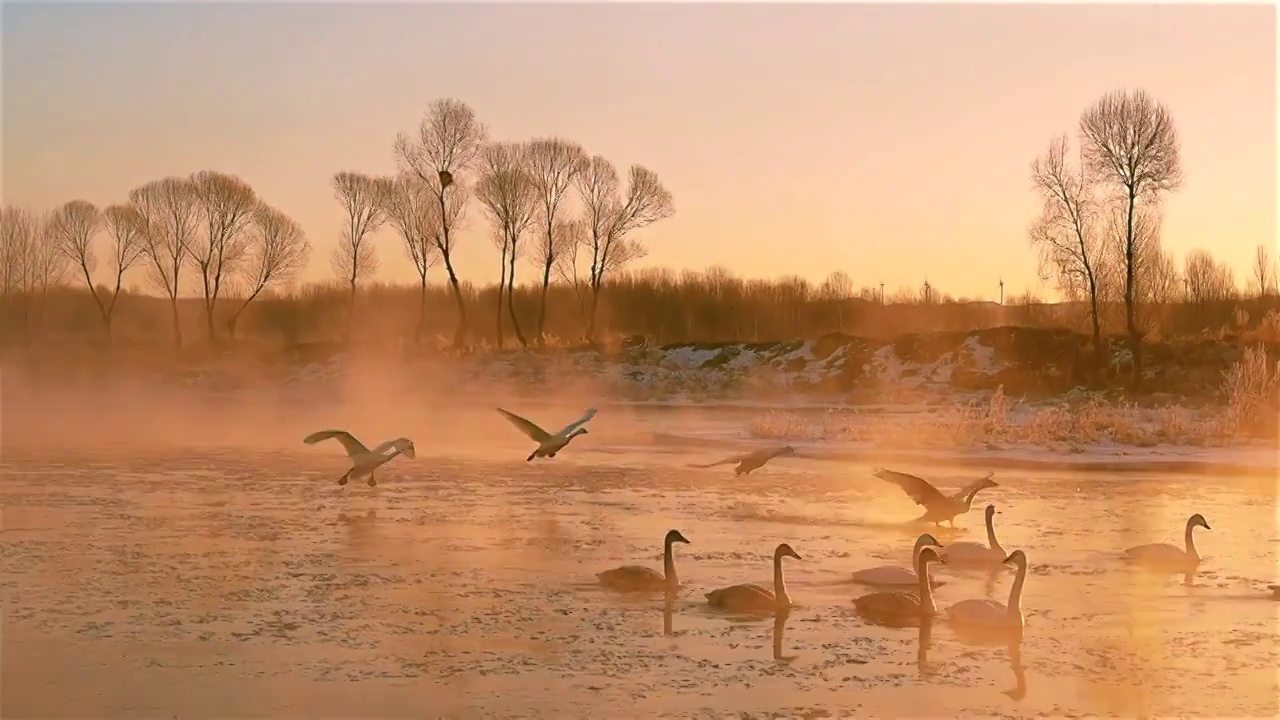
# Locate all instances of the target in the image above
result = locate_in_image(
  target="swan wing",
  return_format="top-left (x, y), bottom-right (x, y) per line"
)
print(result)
top-left (873, 468), bottom-right (947, 508)
top-left (1122, 542), bottom-right (1186, 562)
top-left (369, 437), bottom-right (416, 459)
top-left (556, 407), bottom-right (599, 437)
top-left (952, 472), bottom-right (997, 501)
top-left (947, 598), bottom-right (1008, 625)
top-left (303, 430), bottom-right (369, 458)
top-left (496, 408), bottom-right (553, 442)
top-left (689, 454), bottom-right (746, 468)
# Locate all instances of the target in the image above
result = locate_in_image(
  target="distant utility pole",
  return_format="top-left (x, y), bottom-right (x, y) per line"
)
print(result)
top-left (999, 278), bottom-right (1004, 305)
top-left (879, 282), bottom-right (885, 304)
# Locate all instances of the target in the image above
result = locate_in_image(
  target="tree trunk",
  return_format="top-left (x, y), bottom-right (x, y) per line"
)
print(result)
top-left (440, 251), bottom-right (467, 350)
top-left (345, 275), bottom-right (357, 344)
top-left (495, 246), bottom-right (507, 349)
top-left (416, 275), bottom-right (428, 345)
top-left (586, 281), bottom-right (602, 345)
top-left (508, 245), bottom-right (527, 349)
top-left (169, 295), bottom-right (183, 349)
top-left (1124, 190), bottom-right (1142, 389)
top-left (536, 254), bottom-right (553, 348)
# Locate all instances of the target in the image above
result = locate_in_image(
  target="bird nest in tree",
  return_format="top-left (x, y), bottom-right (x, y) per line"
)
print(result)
top-left (438, 170), bottom-right (454, 188)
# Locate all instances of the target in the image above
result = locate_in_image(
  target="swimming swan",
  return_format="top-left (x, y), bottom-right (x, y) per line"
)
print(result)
top-left (302, 430), bottom-right (415, 486)
top-left (945, 549), bottom-right (1029, 636)
top-left (706, 543), bottom-right (802, 614)
top-left (691, 446), bottom-right (797, 476)
top-left (596, 529), bottom-right (691, 592)
top-left (852, 533), bottom-right (949, 588)
top-left (872, 467), bottom-right (998, 527)
top-left (1122, 513), bottom-right (1210, 575)
top-left (852, 546), bottom-right (944, 626)
top-left (939, 505), bottom-right (1007, 566)
top-left (497, 407), bottom-right (598, 461)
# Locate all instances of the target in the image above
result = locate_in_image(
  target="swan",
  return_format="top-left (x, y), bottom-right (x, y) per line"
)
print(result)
top-left (706, 542), bottom-right (802, 614)
top-left (497, 407), bottom-right (597, 461)
top-left (872, 467), bottom-right (999, 527)
top-left (690, 445), bottom-right (797, 476)
top-left (302, 430), bottom-right (415, 487)
top-left (852, 533), bottom-right (949, 588)
top-left (945, 549), bottom-right (1029, 636)
top-left (939, 505), bottom-right (1007, 566)
top-left (851, 546), bottom-right (944, 626)
top-left (1268, 584), bottom-right (1280, 600)
top-left (596, 529), bottom-right (690, 592)
top-left (1122, 513), bottom-right (1210, 575)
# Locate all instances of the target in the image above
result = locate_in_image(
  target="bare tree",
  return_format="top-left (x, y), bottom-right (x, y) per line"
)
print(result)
top-left (475, 142), bottom-right (539, 349)
top-left (190, 171), bottom-right (257, 344)
top-left (550, 217), bottom-right (590, 331)
top-left (819, 270), bottom-right (853, 332)
top-left (489, 227), bottom-right (511, 348)
top-left (1253, 244), bottom-right (1276, 299)
top-left (93, 205), bottom-right (148, 337)
top-left (131, 177), bottom-right (200, 347)
top-left (331, 171), bottom-right (387, 338)
top-left (380, 173), bottom-right (441, 343)
top-left (47, 200), bottom-right (107, 327)
top-left (1029, 134), bottom-right (1104, 356)
top-left (575, 156), bottom-right (675, 343)
top-left (1079, 89), bottom-right (1183, 385)
top-left (526, 137), bottom-right (586, 346)
top-left (1184, 249), bottom-right (1237, 305)
top-left (0, 208), bottom-right (35, 310)
top-left (1103, 202), bottom-right (1177, 337)
top-left (395, 98), bottom-right (488, 348)
top-left (227, 204), bottom-right (310, 340)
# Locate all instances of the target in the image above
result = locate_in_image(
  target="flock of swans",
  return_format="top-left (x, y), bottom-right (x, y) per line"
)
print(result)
top-left (301, 406), bottom-right (1280, 628)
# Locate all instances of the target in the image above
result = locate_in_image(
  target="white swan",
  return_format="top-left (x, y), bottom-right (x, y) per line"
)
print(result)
top-left (497, 407), bottom-right (598, 461)
top-left (690, 446), bottom-right (797, 476)
top-left (945, 549), bottom-right (1029, 636)
top-left (302, 430), bottom-right (415, 487)
top-left (597, 529), bottom-right (690, 592)
top-left (852, 546), bottom-right (944, 627)
top-left (1122, 513), bottom-right (1210, 574)
top-left (706, 543), bottom-right (802, 615)
top-left (872, 467), bottom-right (998, 527)
top-left (940, 505), bottom-right (1007, 566)
top-left (852, 533), bottom-right (949, 588)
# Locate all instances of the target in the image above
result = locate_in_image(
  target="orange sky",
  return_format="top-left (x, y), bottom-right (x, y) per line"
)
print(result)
top-left (2, 2), bottom-right (1275, 300)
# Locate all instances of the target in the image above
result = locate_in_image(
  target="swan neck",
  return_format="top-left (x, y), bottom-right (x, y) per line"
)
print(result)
top-left (917, 558), bottom-right (936, 614)
top-left (986, 512), bottom-right (1002, 552)
top-left (773, 554), bottom-right (790, 606)
top-left (663, 538), bottom-right (678, 584)
top-left (1184, 522), bottom-right (1199, 560)
top-left (1008, 559), bottom-right (1027, 617)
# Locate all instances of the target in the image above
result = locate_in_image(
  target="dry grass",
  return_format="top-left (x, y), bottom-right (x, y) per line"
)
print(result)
top-left (748, 346), bottom-right (1280, 450)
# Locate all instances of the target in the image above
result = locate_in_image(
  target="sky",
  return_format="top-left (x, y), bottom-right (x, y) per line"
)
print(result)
top-left (1, 1), bottom-right (1275, 301)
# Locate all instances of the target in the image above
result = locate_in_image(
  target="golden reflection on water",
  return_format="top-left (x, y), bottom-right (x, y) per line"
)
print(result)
top-left (0, 449), bottom-right (1277, 718)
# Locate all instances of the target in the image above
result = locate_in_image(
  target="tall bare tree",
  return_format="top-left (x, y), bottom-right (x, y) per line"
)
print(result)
top-left (489, 227), bottom-right (511, 348)
top-left (475, 142), bottom-right (538, 349)
top-left (131, 177), bottom-right (200, 347)
top-left (1253, 244), bottom-right (1276, 299)
top-left (190, 171), bottom-right (257, 344)
top-left (395, 98), bottom-right (488, 348)
top-left (95, 204), bottom-right (148, 337)
top-left (1029, 134), bottom-right (1104, 356)
top-left (819, 270), bottom-right (853, 332)
top-left (0, 208), bottom-right (36, 330)
top-left (380, 174), bottom-right (441, 343)
top-left (1079, 89), bottom-right (1183, 384)
top-left (551, 217), bottom-right (590, 330)
top-left (526, 137), bottom-right (586, 346)
top-left (227, 204), bottom-right (310, 340)
top-left (575, 156), bottom-right (675, 343)
top-left (331, 171), bottom-right (387, 338)
top-left (47, 200), bottom-right (107, 328)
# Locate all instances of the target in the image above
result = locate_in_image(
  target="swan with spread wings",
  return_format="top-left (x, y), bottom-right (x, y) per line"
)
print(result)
top-left (690, 445), bottom-right (797, 476)
top-left (496, 407), bottom-right (598, 461)
top-left (302, 430), bottom-right (416, 487)
top-left (872, 467), bottom-right (999, 527)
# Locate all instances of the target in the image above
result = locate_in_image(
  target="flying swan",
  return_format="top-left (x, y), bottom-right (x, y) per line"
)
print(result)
top-left (596, 529), bottom-right (691, 592)
top-left (852, 533), bottom-right (949, 588)
top-left (706, 542), bottom-right (802, 615)
top-left (872, 467), bottom-right (999, 527)
top-left (302, 430), bottom-right (416, 487)
top-left (497, 407), bottom-right (598, 461)
top-left (690, 445), bottom-right (797, 476)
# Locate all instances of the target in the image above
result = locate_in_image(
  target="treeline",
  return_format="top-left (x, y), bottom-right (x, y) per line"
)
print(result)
top-left (3, 91), bottom-right (1277, 356)
top-left (0, 98), bottom-right (674, 352)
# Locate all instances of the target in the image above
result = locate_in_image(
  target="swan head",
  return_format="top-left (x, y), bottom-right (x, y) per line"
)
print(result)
top-left (1188, 513), bottom-right (1210, 531)
top-left (573, 428), bottom-right (589, 437)
top-left (665, 529), bottom-right (691, 545)
top-left (779, 445), bottom-right (797, 456)
top-left (915, 533), bottom-right (944, 551)
top-left (775, 543), bottom-right (802, 562)
top-left (985, 504), bottom-right (999, 519)
top-left (977, 476), bottom-right (999, 490)
top-left (1002, 550), bottom-right (1027, 568)
top-left (917, 546), bottom-right (942, 567)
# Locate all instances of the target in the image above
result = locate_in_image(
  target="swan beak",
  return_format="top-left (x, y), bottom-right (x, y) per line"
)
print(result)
top-left (1203, 522), bottom-right (1212, 530)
